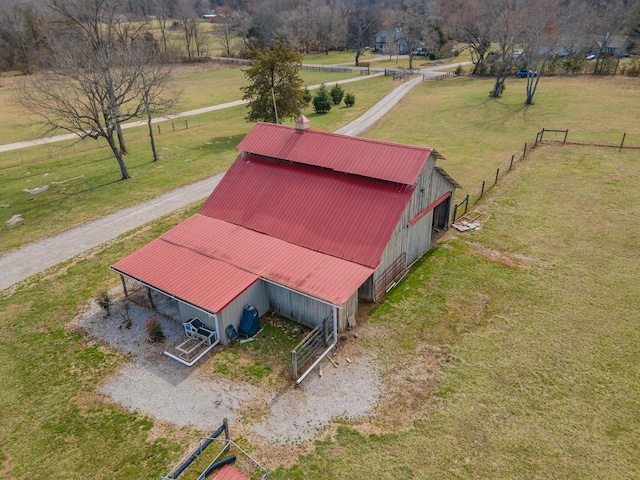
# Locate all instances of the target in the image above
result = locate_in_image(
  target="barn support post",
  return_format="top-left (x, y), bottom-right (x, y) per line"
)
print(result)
top-left (146, 287), bottom-right (155, 309)
top-left (120, 274), bottom-right (128, 297)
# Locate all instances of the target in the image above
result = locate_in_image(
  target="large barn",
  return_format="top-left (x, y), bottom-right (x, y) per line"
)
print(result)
top-left (112, 119), bottom-right (459, 360)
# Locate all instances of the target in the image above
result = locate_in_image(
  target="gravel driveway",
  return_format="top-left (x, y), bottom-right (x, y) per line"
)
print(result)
top-left (75, 290), bottom-right (382, 444)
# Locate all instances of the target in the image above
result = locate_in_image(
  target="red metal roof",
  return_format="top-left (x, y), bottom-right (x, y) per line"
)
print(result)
top-left (112, 239), bottom-right (259, 313)
top-left (199, 153), bottom-right (414, 268)
top-left (161, 215), bottom-right (375, 306)
top-left (236, 122), bottom-right (432, 185)
top-left (211, 465), bottom-right (247, 480)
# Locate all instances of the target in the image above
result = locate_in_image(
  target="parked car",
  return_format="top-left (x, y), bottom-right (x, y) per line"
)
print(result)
top-left (585, 53), bottom-right (596, 60)
top-left (412, 49), bottom-right (428, 56)
top-left (516, 68), bottom-right (537, 78)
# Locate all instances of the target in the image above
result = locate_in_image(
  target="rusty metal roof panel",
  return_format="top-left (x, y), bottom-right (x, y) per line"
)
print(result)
top-left (236, 122), bottom-right (432, 185)
top-left (212, 465), bottom-right (248, 480)
top-left (111, 239), bottom-right (259, 314)
top-left (199, 153), bottom-right (413, 269)
top-left (161, 215), bottom-right (375, 306)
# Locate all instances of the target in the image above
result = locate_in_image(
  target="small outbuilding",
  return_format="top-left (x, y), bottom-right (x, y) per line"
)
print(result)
top-left (111, 120), bottom-right (459, 356)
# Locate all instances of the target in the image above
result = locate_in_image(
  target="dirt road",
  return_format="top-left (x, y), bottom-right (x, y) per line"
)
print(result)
top-left (0, 63), bottom-right (465, 291)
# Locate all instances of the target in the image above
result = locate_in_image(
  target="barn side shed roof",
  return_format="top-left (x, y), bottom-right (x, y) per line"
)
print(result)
top-left (111, 239), bottom-right (259, 314)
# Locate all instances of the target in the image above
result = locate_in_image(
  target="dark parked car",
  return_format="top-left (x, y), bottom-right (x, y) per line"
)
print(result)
top-left (516, 68), bottom-right (537, 78)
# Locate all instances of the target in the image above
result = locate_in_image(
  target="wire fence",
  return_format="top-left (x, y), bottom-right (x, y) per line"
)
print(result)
top-left (452, 128), bottom-right (640, 223)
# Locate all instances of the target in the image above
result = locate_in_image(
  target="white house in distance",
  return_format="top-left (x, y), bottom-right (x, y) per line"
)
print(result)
top-left (111, 118), bottom-right (459, 367)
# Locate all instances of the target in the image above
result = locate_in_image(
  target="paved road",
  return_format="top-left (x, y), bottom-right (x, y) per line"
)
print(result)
top-left (0, 63), bottom-right (464, 291)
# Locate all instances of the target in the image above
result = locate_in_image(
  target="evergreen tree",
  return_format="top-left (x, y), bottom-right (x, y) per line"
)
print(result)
top-left (242, 42), bottom-right (307, 123)
top-left (312, 84), bottom-right (332, 113)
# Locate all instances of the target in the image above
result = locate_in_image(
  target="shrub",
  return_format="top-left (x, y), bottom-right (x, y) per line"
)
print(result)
top-left (344, 92), bottom-right (356, 107)
top-left (302, 87), bottom-right (312, 104)
top-left (146, 317), bottom-right (165, 342)
top-left (312, 84), bottom-right (332, 114)
top-left (97, 290), bottom-right (110, 316)
top-left (329, 83), bottom-right (345, 105)
top-left (455, 64), bottom-right (464, 76)
top-left (626, 58), bottom-right (640, 77)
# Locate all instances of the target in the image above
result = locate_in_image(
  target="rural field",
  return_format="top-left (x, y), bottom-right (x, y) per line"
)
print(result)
top-left (0, 70), bottom-right (639, 479)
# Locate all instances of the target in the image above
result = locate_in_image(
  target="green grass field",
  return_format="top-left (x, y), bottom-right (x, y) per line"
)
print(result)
top-left (269, 145), bottom-right (640, 479)
top-left (0, 72), bottom-right (639, 479)
top-left (0, 74), bottom-right (395, 252)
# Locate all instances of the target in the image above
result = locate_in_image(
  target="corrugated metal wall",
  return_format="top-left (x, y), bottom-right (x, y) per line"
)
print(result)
top-left (177, 281), bottom-right (268, 344)
top-left (267, 282), bottom-right (333, 329)
top-left (217, 281), bottom-right (269, 344)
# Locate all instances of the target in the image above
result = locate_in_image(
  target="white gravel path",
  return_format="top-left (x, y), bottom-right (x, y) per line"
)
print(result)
top-left (252, 354), bottom-right (381, 445)
top-left (75, 291), bottom-right (382, 443)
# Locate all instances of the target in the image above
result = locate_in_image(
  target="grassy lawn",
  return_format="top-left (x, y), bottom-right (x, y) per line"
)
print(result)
top-left (269, 145), bottom-right (640, 479)
top-left (0, 74), bottom-right (396, 252)
top-left (364, 75), bottom-right (640, 195)
top-left (0, 64), bottom-right (359, 145)
top-left (2, 143), bottom-right (637, 479)
top-left (1, 74), bottom-right (639, 479)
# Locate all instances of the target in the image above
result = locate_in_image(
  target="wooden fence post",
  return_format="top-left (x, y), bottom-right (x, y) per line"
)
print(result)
top-left (563, 130), bottom-right (568, 145)
top-left (495, 168), bottom-right (500, 186)
top-left (619, 132), bottom-right (626, 151)
top-left (523, 142), bottom-right (527, 157)
top-left (510, 154), bottom-right (514, 170)
top-left (480, 180), bottom-right (485, 198)
top-left (291, 350), bottom-right (297, 380)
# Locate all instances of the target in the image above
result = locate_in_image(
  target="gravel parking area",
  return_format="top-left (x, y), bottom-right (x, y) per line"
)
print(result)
top-left (74, 290), bottom-right (382, 444)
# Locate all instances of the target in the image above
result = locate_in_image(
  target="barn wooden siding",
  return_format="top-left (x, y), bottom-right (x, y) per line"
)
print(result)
top-left (363, 155), bottom-right (456, 300)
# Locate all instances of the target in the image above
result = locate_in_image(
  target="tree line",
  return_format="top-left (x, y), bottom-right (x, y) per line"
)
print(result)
top-left (2, 0), bottom-right (639, 179)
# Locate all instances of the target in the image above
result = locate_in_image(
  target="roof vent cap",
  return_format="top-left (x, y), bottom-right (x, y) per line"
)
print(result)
top-left (295, 115), bottom-right (310, 132)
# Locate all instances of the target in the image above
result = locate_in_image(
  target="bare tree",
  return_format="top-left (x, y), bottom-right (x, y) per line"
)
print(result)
top-left (19, 37), bottom-right (141, 179)
top-left (347, 1), bottom-right (375, 66)
top-left (396, 0), bottom-right (436, 70)
top-left (17, 0), bottom-right (178, 179)
top-left (49, 0), bottom-right (131, 154)
top-left (152, 0), bottom-right (173, 54)
top-left (519, 0), bottom-right (561, 104)
top-left (315, 0), bottom-right (348, 54)
top-left (487, 0), bottom-right (520, 98)
top-left (132, 44), bottom-right (181, 161)
top-left (439, 0), bottom-right (493, 75)
top-left (176, 0), bottom-right (209, 61)
top-left (216, 5), bottom-right (235, 56)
